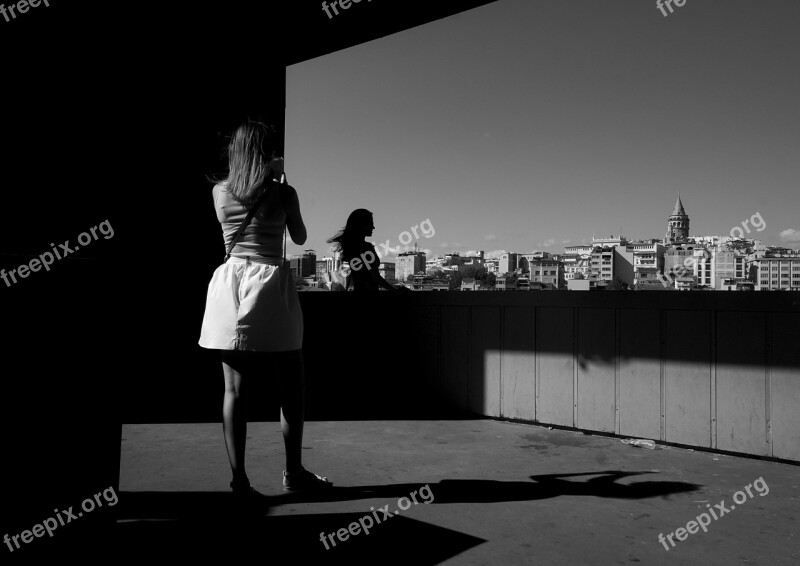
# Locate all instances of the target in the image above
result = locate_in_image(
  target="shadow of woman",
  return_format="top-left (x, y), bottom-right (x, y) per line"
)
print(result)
top-left (273, 469), bottom-right (700, 505)
top-left (114, 473), bottom-right (699, 561)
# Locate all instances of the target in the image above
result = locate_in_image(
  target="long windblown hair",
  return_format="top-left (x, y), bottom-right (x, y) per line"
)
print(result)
top-left (327, 208), bottom-right (373, 262)
top-left (214, 120), bottom-right (279, 208)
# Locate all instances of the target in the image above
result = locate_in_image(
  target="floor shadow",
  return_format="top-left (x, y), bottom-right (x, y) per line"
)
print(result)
top-left (274, 470), bottom-right (699, 505)
top-left (118, 470), bottom-right (699, 520)
top-left (116, 471), bottom-right (697, 561)
top-left (116, 508), bottom-right (485, 564)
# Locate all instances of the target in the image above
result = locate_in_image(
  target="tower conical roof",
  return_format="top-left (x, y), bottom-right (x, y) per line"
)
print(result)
top-left (672, 195), bottom-right (686, 216)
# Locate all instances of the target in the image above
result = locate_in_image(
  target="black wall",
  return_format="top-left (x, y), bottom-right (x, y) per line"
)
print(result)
top-left (1, 1), bottom-right (499, 558)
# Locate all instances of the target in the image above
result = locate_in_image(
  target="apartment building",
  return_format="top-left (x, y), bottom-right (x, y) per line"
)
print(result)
top-left (396, 251), bottom-right (427, 282)
top-left (379, 261), bottom-right (396, 282)
top-left (563, 256), bottom-right (591, 281)
top-left (529, 259), bottom-right (564, 288)
top-left (751, 256), bottom-right (800, 291)
top-left (629, 242), bottom-right (665, 286)
top-left (712, 249), bottom-right (747, 289)
top-left (290, 249), bottom-right (316, 279)
top-left (496, 274), bottom-right (517, 291)
top-left (590, 247), bottom-right (614, 282)
top-left (499, 253), bottom-right (518, 275)
top-left (694, 249), bottom-right (713, 287)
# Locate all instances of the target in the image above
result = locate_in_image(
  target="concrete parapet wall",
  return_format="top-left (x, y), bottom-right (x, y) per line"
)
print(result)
top-left (300, 292), bottom-right (800, 461)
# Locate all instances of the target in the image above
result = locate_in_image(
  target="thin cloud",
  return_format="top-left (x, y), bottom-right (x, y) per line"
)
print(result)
top-left (484, 234), bottom-right (497, 241)
top-left (780, 228), bottom-right (800, 242)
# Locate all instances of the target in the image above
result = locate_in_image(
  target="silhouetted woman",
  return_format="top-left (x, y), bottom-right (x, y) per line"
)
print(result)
top-left (327, 209), bottom-right (400, 292)
top-left (199, 121), bottom-right (331, 502)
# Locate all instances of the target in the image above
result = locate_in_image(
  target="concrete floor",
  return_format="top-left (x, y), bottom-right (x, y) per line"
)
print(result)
top-left (119, 420), bottom-right (799, 565)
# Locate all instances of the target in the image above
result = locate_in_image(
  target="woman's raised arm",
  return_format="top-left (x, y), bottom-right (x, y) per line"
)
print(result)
top-left (280, 183), bottom-right (307, 246)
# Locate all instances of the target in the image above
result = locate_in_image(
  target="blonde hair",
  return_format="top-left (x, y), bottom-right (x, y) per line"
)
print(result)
top-left (217, 120), bottom-right (279, 208)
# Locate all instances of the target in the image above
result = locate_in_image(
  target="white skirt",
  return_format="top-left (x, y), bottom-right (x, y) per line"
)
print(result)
top-left (198, 256), bottom-right (303, 351)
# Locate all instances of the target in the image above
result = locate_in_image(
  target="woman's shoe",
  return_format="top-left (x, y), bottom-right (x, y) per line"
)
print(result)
top-left (282, 468), bottom-right (333, 492)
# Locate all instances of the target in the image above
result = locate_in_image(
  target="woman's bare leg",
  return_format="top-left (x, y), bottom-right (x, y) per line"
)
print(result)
top-left (279, 350), bottom-right (305, 474)
top-left (222, 350), bottom-right (250, 485)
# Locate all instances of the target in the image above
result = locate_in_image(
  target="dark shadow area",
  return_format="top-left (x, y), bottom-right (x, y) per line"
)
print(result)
top-left (117, 470), bottom-right (698, 519)
top-left (113, 471), bottom-right (695, 560)
top-left (525, 471), bottom-right (700, 500)
top-left (116, 508), bottom-right (484, 564)
top-left (279, 470), bottom-right (700, 505)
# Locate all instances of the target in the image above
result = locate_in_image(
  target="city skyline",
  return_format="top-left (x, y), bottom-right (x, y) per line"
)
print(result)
top-left (285, 0), bottom-right (800, 260)
top-left (292, 194), bottom-right (776, 262)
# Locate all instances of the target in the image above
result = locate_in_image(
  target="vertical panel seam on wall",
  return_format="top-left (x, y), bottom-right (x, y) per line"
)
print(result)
top-left (461, 306), bottom-right (466, 412)
top-left (497, 307), bottom-right (506, 422)
top-left (535, 306), bottom-right (540, 424)
top-left (439, 306), bottom-right (445, 407)
top-left (533, 305), bottom-right (537, 423)
top-left (499, 305), bottom-right (504, 420)
top-left (436, 305), bottom-right (442, 414)
top-left (615, 308), bottom-right (621, 435)
top-left (765, 311), bottom-right (773, 457)
top-left (462, 306), bottom-right (467, 412)
top-left (440, 306), bottom-right (446, 406)
top-left (660, 309), bottom-right (666, 442)
top-left (710, 309), bottom-right (717, 450)
top-left (573, 307), bottom-right (579, 428)
top-left (467, 306), bottom-right (472, 413)
top-left (499, 306), bottom-right (504, 418)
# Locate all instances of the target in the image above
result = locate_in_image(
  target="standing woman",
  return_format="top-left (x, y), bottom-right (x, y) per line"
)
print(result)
top-left (199, 121), bottom-right (331, 499)
top-left (327, 209), bottom-right (400, 292)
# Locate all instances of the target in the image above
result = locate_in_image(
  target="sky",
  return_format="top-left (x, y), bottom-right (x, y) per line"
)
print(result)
top-left (285, 0), bottom-right (800, 260)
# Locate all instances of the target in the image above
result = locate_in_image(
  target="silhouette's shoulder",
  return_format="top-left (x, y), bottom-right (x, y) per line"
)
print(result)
top-left (356, 240), bottom-right (375, 253)
top-left (277, 182), bottom-right (298, 197)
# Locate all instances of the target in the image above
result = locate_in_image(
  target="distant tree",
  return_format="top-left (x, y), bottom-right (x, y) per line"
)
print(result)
top-left (449, 271), bottom-right (463, 290)
top-left (477, 270), bottom-right (495, 289)
top-left (574, 272), bottom-right (585, 280)
top-left (607, 276), bottom-right (630, 290)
